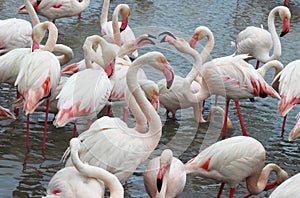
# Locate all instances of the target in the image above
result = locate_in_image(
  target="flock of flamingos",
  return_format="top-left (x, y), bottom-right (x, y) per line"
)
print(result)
top-left (0, 0), bottom-right (299, 197)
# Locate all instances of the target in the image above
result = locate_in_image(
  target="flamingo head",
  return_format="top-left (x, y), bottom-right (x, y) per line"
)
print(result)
top-left (119, 4), bottom-right (131, 32)
top-left (105, 59), bottom-right (115, 78)
top-left (279, 6), bottom-right (291, 37)
top-left (160, 31), bottom-right (193, 54)
top-left (156, 149), bottom-right (173, 192)
top-left (17, 1), bottom-right (39, 13)
top-left (140, 80), bottom-right (160, 111)
top-left (189, 26), bottom-right (212, 48)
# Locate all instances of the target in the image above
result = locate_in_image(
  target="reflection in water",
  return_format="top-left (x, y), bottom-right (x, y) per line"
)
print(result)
top-left (0, 0), bottom-right (300, 197)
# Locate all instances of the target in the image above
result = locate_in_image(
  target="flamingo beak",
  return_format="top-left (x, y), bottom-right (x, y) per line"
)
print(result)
top-left (163, 63), bottom-right (174, 89)
top-left (156, 163), bottom-right (168, 193)
top-left (159, 32), bottom-right (177, 43)
top-left (32, 40), bottom-right (40, 52)
top-left (120, 17), bottom-right (128, 32)
top-left (280, 17), bottom-right (290, 37)
top-left (189, 34), bottom-right (199, 48)
top-left (105, 59), bottom-right (115, 78)
top-left (150, 91), bottom-right (160, 111)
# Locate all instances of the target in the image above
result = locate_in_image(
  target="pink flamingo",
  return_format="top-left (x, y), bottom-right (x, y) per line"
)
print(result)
top-left (289, 113), bottom-right (300, 141)
top-left (269, 173), bottom-right (300, 197)
top-left (53, 35), bottom-right (116, 134)
top-left (18, 0), bottom-right (90, 23)
top-left (232, 6), bottom-right (291, 69)
top-left (62, 51), bottom-right (175, 184)
top-left (0, 106), bottom-right (16, 119)
top-left (185, 136), bottom-right (289, 198)
top-left (193, 53), bottom-right (281, 138)
top-left (44, 138), bottom-right (124, 198)
top-left (157, 27), bottom-right (213, 122)
top-left (144, 149), bottom-right (186, 197)
top-left (272, 60), bottom-right (300, 136)
top-left (14, 21), bottom-right (61, 149)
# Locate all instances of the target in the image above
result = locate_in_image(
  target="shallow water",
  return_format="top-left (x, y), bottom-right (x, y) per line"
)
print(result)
top-left (1, 0), bottom-right (300, 197)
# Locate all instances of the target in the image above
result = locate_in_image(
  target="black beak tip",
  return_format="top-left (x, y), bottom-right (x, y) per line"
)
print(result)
top-left (127, 54), bottom-right (136, 61)
top-left (166, 79), bottom-right (174, 89)
top-left (280, 31), bottom-right (288, 37)
top-left (160, 36), bottom-right (167, 43)
top-left (120, 27), bottom-right (125, 33)
top-left (157, 178), bottom-right (162, 192)
top-left (147, 34), bottom-right (157, 39)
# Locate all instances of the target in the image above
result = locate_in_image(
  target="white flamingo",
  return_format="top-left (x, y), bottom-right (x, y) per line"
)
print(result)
top-left (185, 136), bottom-right (289, 198)
top-left (232, 6), bottom-right (291, 69)
top-left (14, 21), bottom-right (61, 149)
top-left (144, 149), bottom-right (186, 197)
top-left (53, 35), bottom-right (116, 133)
top-left (272, 59), bottom-right (300, 137)
top-left (100, 0), bottom-right (136, 54)
top-left (269, 172), bottom-right (300, 197)
top-left (44, 138), bottom-right (124, 198)
top-left (18, 0), bottom-right (90, 23)
top-left (157, 27), bottom-right (212, 122)
top-left (62, 51), bottom-right (175, 184)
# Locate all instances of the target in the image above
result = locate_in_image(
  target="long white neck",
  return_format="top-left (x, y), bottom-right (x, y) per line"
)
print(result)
top-left (70, 139), bottom-right (124, 198)
top-left (52, 44), bottom-right (74, 66)
top-left (246, 163), bottom-right (288, 194)
top-left (39, 22), bottom-right (58, 52)
top-left (267, 7), bottom-right (282, 61)
top-left (125, 86), bottom-right (147, 133)
top-left (256, 60), bottom-right (283, 79)
top-left (185, 46), bottom-right (203, 84)
top-left (112, 5), bottom-right (125, 46)
top-left (126, 56), bottom-right (162, 142)
top-left (100, 0), bottom-right (110, 28)
top-left (24, 0), bottom-right (40, 26)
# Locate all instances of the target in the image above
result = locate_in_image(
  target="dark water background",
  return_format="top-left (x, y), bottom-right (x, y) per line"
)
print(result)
top-left (1, 0), bottom-right (300, 197)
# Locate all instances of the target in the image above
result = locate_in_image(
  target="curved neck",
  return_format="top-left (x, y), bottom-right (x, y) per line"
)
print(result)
top-left (100, 0), bottom-right (110, 28)
top-left (268, 7), bottom-right (282, 61)
top-left (198, 32), bottom-right (215, 63)
top-left (83, 36), bottom-right (106, 69)
top-left (24, 0), bottom-right (40, 26)
top-left (185, 47), bottom-right (203, 84)
top-left (71, 141), bottom-right (124, 198)
top-left (246, 163), bottom-right (288, 194)
top-left (257, 60), bottom-right (283, 80)
top-left (52, 44), bottom-right (74, 66)
top-left (112, 5), bottom-right (123, 46)
top-left (125, 87), bottom-right (147, 133)
top-left (126, 58), bottom-right (162, 140)
top-left (38, 22), bottom-right (58, 52)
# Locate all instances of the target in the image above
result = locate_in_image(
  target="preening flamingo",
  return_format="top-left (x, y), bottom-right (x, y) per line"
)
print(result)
top-left (272, 59), bottom-right (300, 137)
top-left (157, 27), bottom-right (213, 122)
top-left (288, 113), bottom-right (300, 141)
top-left (18, 0), bottom-right (90, 23)
top-left (44, 138), bottom-right (124, 198)
top-left (143, 149), bottom-right (186, 197)
top-left (194, 54), bottom-right (281, 138)
top-left (62, 51), bottom-right (175, 184)
top-left (269, 173), bottom-right (300, 197)
top-left (53, 35), bottom-right (116, 133)
top-left (100, 0), bottom-right (136, 55)
top-left (0, 106), bottom-right (16, 119)
top-left (232, 6), bottom-right (291, 69)
top-left (184, 136), bottom-right (289, 198)
top-left (14, 21), bottom-right (61, 149)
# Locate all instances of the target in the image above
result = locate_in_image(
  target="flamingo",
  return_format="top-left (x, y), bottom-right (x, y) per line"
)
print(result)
top-left (44, 138), bottom-right (124, 198)
top-left (157, 27), bottom-right (213, 122)
top-left (184, 136), bottom-right (289, 198)
top-left (62, 51), bottom-right (175, 184)
top-left (0, 106), bottom-right (16, 119)
top-left (269, 173), bottom-right (300, 197)
top-left (100, 1), bottom-right (136, 54)
top-left (288, 113), bottom-right (300, 141)
top-left (14, 21), bottom-right (61, 149)
top-left (143, 149), bottom-right (186, 197)
top-left (17, 0), bottom-right (90, 23)
top-left (232, 6), bottom-right (291, 69)
top-left (53, 35), bottom-right (116, 133)
top-left (272, 60), bottom-right (300, 137)
top-left (189, 52), bottom-right (281, 138)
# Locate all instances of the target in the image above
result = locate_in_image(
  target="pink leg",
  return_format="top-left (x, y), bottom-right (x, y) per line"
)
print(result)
top-left (217, 183), bottom-right (225, 198)
top-left (281, 115), bottom-right (287, 137)
top-left (255, 60), bottom-right (260, 69)
top-left (234, 100), bottom-right (248, 136)
top-left (229, 188), bottom-right (235, 198)
top-left (42, 100), bottom-right (49, 150)
top-left (14, 89), bottom-right (20, 116)
top-left (222, 99), bottom-right (230, 139)
top-left (26, 114), bottom-right (30, 148)
top-left (284, 0), bottom-right (289, 7)
top-left (172, 113), bottom-right (176, 120)
top-left (123, 107), bottom-right (128, 122)
top-left (73, 121), bottom-right (77, 137)
top-left (86, 119), bottom-right (92, 130)
top-left (106, 105), bottom-right (111, 116)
